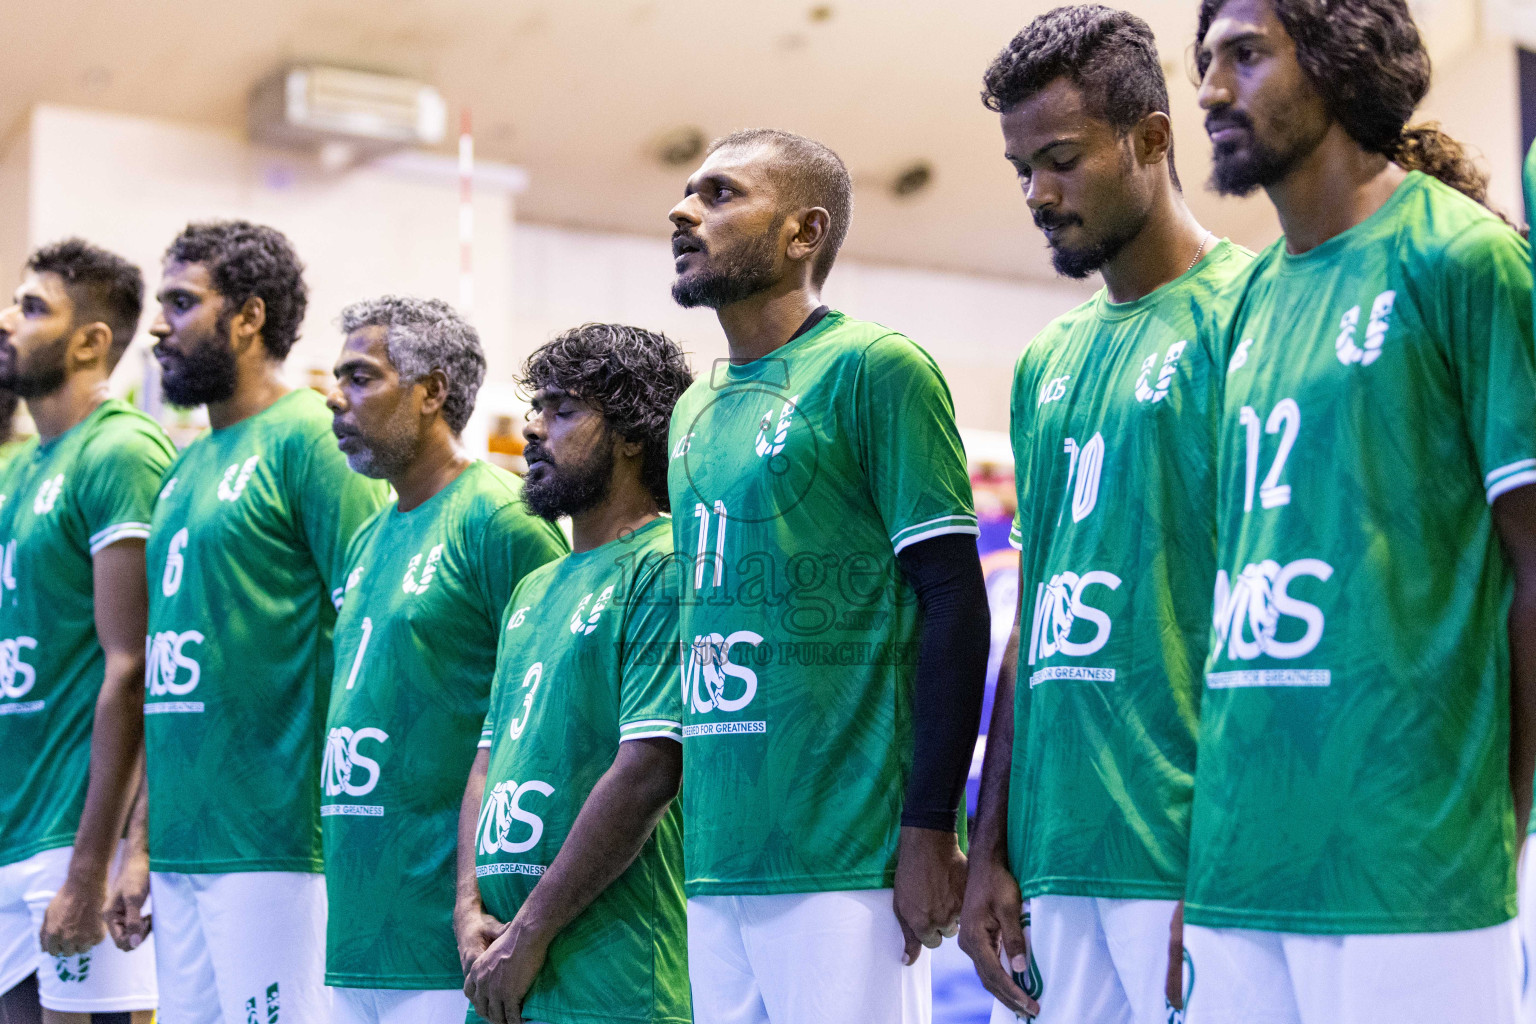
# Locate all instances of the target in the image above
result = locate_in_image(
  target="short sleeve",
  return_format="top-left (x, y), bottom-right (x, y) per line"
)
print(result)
top-left (478, 711), bottom-right (494, 749)
top-left (77, 419), bottom-right (174, 554)
top-left (472, 500), bottom-right (568, 623)
top-left (1430, 220), bottom-right (1536, 503)
top-left (617, 554), bottom-right (684, 744)
top-left (854, 334), bottom-right (978, 554)
top-left (293, 432), bottom-right (390, 602)
top-left (1007, 347), bottom-right (1033, 553)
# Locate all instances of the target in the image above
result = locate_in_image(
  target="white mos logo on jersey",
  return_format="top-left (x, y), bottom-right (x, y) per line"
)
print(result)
top-left (0, 637), bottom-right (38, 699)
top-left (32, 474), bottom-right (64, 514)
top-left (681, 631), bottom-right (762, 719)
top-left (1038, 374), bottom-right (1070, 406)
top-left (1134, 341), bottom-right (1188, 404)
top-left (401, 544), bottom-right (444, 595)
top-left (754, 395), bottom-right (801, 458)
top-left (1335, 291), bottom-right (1396, 367)
top-left (1027, 571), bottom-right (1121, 687)
top-left (158, 477), bottom-right (178, 502)
top-left (476, 778), bottom-right (554, 855)
top-left (217, 456), bottom-right (259, 502)
top-left (321, 726), bottom-right (388, 797)
top-left (1228, 338), bottom-right (1256, 375)
top-left (671, 433), bottom-right (694, 460)
top-left (145, 630), bottom-right (204, 695)
top-left (569, 585), bottom-right (615, 635)
top-left (1212, 558), bottom-right (1331, 663)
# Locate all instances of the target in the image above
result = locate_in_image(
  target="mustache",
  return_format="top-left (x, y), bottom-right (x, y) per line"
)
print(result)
top-left (1033, 210), bottom-right (1081, 233)
top-left (524, 441), bottom-right (553, 467)
top-left (671, 231), bottom-right (705, 258)
top-left (1205, 108), bottom-right (1253, 137)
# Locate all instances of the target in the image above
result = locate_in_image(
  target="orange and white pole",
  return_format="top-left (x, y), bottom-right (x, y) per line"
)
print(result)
top-left (458, 108), bottom-right (474, 317)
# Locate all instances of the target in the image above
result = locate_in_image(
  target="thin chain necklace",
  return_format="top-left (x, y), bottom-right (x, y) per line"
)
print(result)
top-left (1186, 232), bottom-right (1214, 274)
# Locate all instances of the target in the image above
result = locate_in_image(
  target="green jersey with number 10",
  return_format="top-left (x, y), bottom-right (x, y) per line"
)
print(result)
top-left (666, 311), bottom-right (977, 896)
top-left (145, 388), bottom-right (389, 874)
top-left (1187, 172), bottom-right (1536, 934)
top-left (323, 461), bottom-right (565, 990)
top-left (1007, 240), bottom-right (1252, 902)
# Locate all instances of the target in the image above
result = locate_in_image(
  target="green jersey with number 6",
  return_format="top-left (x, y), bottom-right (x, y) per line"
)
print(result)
top-left (145, 388), bottom-right (389, 873)
top-left (323, 460), bottom-right (565, 989)
top-left (1006, 240), bottom-right (1252, 902)
top-left (1186, 172), bottom-right (1536, 934)
top-left (0, 400), bottom-right (173, 866)
top-left (474, 517), bottom-right (687, 1024)
top-left (666, 311), bottom-right (977, 896)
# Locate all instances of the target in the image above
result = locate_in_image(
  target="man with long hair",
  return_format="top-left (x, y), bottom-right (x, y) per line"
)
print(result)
top-left (1182, 0), bottom-right (1536, 1019)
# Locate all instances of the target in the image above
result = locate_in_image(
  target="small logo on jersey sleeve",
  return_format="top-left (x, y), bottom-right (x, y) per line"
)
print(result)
top-left (1334, 290), bottom-right (1396, 367)
top-left (1134, 342), bottom-right (1188, 403)
top-left (1227, 338), bottom-right (1256, 375)
top-left (32, 474), bottom-right (64, 514)
top-left (506, 606), bottom-right (530, 630)
top-left (1038, 374), bottom-right (1070, 406)
top-left (216, 456), bottom-right (259, 502)
top-left (158, 477), bottom-right (179, 502)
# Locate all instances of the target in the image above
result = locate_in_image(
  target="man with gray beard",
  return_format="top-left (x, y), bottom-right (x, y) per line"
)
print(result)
top-left (321, 297), bottom-right (565, 1024)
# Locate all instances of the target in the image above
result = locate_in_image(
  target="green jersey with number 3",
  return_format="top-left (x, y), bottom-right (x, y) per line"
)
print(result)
top-left (473, 517), bottom-right (688, 1024)
top-left (1187, 172), bottom-right (1536, 934)
top-left (323, 461), bottom-right (565, 989)
top-left (1006, 240), bottom-right (1252, 901)
top-left (666, 311), bottom-right (977, 896)
top-left (0, 400), bottom-right (173, 866)
top-left (145, 388), bottom-right (389, 873)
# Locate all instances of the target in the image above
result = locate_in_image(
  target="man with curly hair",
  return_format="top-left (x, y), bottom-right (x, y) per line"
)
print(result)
top-left (453, 323), bottom-right (694, 1024)
top-left (0, 239), bottom-right (171, 1023)
top-left (958, 8), bottom-right (1253, 1022)
top-left (1180, 0), bottom-right (1536, 1019)
top-left (319, 297), bottom-right (566, 1024)
top-left (114, 221), bottom-right (389, 1023)
top-left (666, 129), bottom-right (988, 1023)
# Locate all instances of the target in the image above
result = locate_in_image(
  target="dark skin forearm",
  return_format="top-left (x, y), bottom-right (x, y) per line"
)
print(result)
top-left (1494, 487), bottom-right (1536, 836)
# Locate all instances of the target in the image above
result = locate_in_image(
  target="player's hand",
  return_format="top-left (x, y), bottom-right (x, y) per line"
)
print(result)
top-left (957, 855), bottom-right (1038, 1019)
top-left (104, 849), bottom-right (153, 951)
top-left (454, 902), bottom-right (506, 977)
top-left (40, 873), bottom-right (108, 957)
top-left (464, 914), bottom-right (550, 1024)
top-left (1166, 900), bottom-right (1186, 1011)
top-left (893, 825), bottom-right (967, 965)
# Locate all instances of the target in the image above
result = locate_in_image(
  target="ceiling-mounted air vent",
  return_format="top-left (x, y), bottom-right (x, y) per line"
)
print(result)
top-left (249, 65), bottom-right (448, 156)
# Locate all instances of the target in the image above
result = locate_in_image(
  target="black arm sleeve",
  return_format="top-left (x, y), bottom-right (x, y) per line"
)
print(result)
top-left (895, 532), bottom-right (990, 831)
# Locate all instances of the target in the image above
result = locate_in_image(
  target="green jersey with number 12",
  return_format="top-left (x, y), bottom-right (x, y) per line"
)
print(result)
top-left (0, 400), bottom-right (173, 866)
top-left (323, 461), bottom-right (565, 989)
top-left (474, 517), bottom-right (688, 1024)
top-left (666, 311), bottom-right (977, 896)
top-left (1007, 240), bottom-right (1252, 901)
top-left (1187, 172), bottom-right (1536, 934)
top-left (145, 388), bottom-right (389, 873)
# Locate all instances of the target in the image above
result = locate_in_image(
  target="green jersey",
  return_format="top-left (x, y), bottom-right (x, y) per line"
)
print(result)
top-left (145, 389), bottom-right (389, 873)
top-left (473, 518), bottom-right (688, 1024)
top-left (1186, 172), bottom-right (1536, 934)
top-left (323, 461), bottom-right (566, 989)
top-left (1006, 241), bottom-right (1252, 901)
top-left (0, 401), bottom-right (173, 865)
top-left (666, 311), bottom-right (977, 896)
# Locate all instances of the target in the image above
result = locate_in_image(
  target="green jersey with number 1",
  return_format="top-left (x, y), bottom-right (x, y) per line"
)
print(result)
top-left (666, 311), bottom-right (977, 896)
top-left (145, 388), bottom-right (389, 873)
top-left (0, 400), bottom-right (173, 866)
top-left (474, 517), bottom-right (688, 1024)
top-left (1187, 172), bottom-right (1536, 934)
top-left (1006, 240), bottom-right (1252, 901)
top-left (323, 461), bottom-right (565, 989)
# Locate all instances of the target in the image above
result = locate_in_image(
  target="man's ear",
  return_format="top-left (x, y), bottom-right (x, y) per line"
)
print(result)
top-left (419, 369), bottom-right (450, 417)
top-left (1133, 110), bottom-right (1174, 168)
top-left (230, 295), bottom-right (268, 353)
top-left (68, 321), bottom-right (114, 371)
top-left (786, 207), bottom-right (831, 267)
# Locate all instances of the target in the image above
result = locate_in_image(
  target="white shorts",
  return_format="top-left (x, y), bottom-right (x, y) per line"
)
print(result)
top-left (0, 844), bottom-right (158, 1012)
top-left (332, 986), bottom-right (468, 1024)
top-left (1183, 919), bottom-right (1522, 1024)
top-left (687, 887), bottom-right (930, 1024)
top-left (987, 896), bottom-right (1180, 1024)
top-left (151, 870), bottom-right (330, 1024)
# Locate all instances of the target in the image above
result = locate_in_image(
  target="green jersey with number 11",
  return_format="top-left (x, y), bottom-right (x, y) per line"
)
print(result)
top-left (1187, 172), bottom-right (1536, 934)
top-left (1007, 240), bottom-right (1251, 901)
top-left (145, 388), bottom-right (389, 873)
top-left (323, 461), bottom-right (565, 989)
top-left (0, 400), bottom-right (173, 866)
top-left (474, 517), bottom-right (688, 1024)
top-left (666, 311), bottom-right (977, 896)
